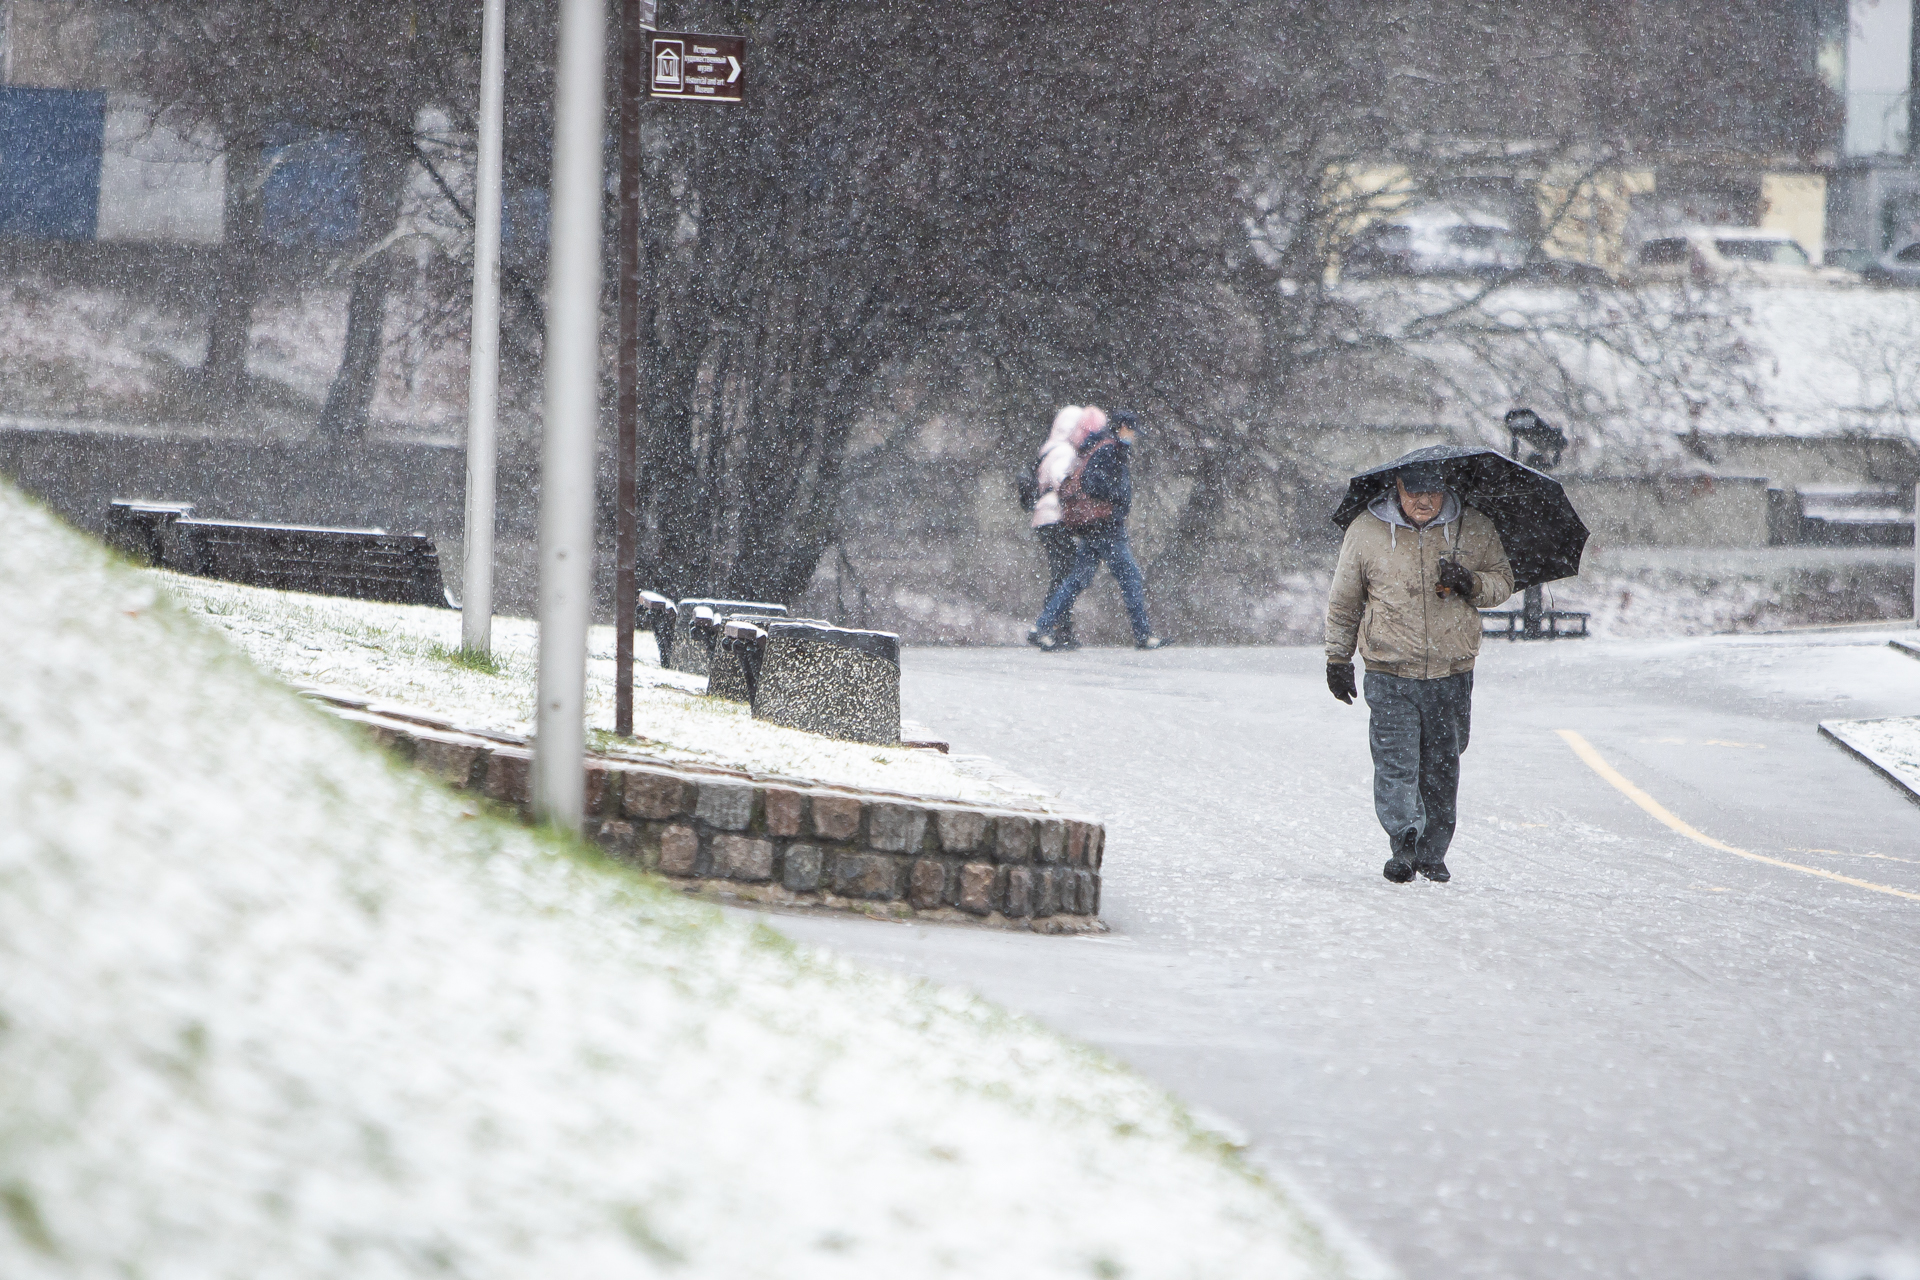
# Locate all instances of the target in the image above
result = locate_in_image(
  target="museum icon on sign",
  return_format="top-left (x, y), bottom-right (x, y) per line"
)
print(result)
top-left (652, 40), bottom-right (683, 90)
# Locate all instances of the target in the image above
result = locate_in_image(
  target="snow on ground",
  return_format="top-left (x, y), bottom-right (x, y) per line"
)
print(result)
top-left (0, 486), bottom-right (1343, 1277)
top-left (154, 571), bottom-right (1058, 807)
top-left (0, 270), bottom-right (467, 434)
top-left (1737, 285), bottom-right (1920, 438)
top-left (0, 279), bottom-right (202, 411)
top-left (1821, 714), bottom-right (1920, 800)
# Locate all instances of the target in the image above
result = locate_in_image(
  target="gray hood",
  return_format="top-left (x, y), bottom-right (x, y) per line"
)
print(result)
top-left (1369, 487), bottom-right (1461, 532)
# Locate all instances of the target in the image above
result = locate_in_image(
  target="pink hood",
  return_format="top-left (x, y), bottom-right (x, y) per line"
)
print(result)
top-left (1031, 406), bottom-right (1085, 529)
top-left (1069, 405), bottom-right (1107, 448)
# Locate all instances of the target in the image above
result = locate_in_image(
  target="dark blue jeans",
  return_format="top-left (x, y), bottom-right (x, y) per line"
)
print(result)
top-left (1364, 670), bottom-right (1473, 866)
top-left (1034, 529), bottom-right (1153, 642)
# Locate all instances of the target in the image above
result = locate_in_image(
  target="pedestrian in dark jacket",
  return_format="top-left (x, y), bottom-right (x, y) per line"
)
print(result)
top-left (1030, 408), bottom-right (1168, 651)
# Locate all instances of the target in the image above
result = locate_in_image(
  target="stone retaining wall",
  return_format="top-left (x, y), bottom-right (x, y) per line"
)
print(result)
top-left (315, 693), bottom-right (1105, 933)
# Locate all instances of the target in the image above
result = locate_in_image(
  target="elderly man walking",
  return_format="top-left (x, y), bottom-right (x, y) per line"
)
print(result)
top-left (1325, 459), bottom-right (1514, 883)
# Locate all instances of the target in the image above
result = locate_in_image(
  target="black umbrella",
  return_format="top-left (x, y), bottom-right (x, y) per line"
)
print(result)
top-left (1331, 445), bottom-right (1589, 591)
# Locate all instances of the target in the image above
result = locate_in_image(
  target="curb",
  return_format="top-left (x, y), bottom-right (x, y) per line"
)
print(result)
top-left (304, 689), bottom-right (1108, 932)
top-left (1818, 720), bottom-right (1920, 808)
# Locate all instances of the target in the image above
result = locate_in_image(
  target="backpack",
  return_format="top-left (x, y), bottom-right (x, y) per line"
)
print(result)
top-left (1056, 438), bottom-right (1117, 531)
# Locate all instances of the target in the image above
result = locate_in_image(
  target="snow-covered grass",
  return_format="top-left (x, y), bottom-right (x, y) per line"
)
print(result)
top-left (156, 571), bottom-right (1059, 807)
top-left (0, 485), bottom-right (1343, 1276)
top-left (0, 269), bottom-right (467, 435)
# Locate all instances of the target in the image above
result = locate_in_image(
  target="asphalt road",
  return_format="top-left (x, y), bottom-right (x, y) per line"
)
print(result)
top-left (754, 628), bottom-right (1920, 1280)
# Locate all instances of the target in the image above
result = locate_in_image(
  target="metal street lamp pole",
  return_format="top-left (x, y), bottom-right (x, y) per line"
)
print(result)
top-left (531, 0), bottom-right (607, 829)
top-left (460, 0), bottom-right (507, 656)
top-left (614, 0), bottom-right (652, 738)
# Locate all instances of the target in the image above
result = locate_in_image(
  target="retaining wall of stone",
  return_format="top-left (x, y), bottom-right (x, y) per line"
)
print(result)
top-left (319, 694), bottom-right (1105, 933)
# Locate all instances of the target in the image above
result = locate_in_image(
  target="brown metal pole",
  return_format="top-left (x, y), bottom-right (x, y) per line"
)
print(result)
top-left (614, 0), bottom-right (645, 737)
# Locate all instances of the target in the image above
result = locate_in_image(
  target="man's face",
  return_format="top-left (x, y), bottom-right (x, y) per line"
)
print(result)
top-left (1396, 477), bottom-right (1444, 527)
top-left (1115, 424), bottom-right (1137, 444)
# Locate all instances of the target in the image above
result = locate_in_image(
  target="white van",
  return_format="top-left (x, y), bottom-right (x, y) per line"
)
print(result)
top-left (1630, 228), bottom-right (1856, 285)
top-left (1342, 207), bottom-right (1528, 279)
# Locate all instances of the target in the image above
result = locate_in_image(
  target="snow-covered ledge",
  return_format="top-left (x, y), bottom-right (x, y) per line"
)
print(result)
top-left (313, 692), bottom-right (1107, 933)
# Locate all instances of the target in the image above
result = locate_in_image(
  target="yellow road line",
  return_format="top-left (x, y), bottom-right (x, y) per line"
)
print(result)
top-left (1555, 729), bottom-right (1920, 904)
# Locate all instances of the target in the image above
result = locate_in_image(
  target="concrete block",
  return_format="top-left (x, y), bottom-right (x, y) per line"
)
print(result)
top-left (994, 815), bottom-right (1035, 864)
top-left (936, 808), bottom-right (989, 853)
top-left (363, 722), bottom-right (411, 757)
top-left (1066, 822), bottom-right (1090, 868)
top-left (1033, 866), bottom-right (1060, 917)
top-left (908, 858), bottom-right (946, 909)
top-left (484, 750), bottom-right (531, 805)
top-left (585, 764), bottom-right (615, 816)
top-left (712, 834), bottom-right (775, 882)
top-left (694, 779), bottom-right (756, 831)
top-left (764, 787), bottom-right (806, 837)
top-left (659, 824), bottom-right (700, 876)
top-left (1004, 866), bottom-right (1034, 917)
top-left (782, 844), bottom-right (824, 893)
top-left (622, 769), bottom-right (695, 821)
top-left (669, 598), bottom-right (788, 676)
top-left (811, 793), bottom-right (863, 842)
top-left (866, 802), bottom-right (928, 853)
top-left (747, 621), bottom-right (901, 745)
top-left (831, 852), bottom-right (904, 901)
top-left (595, 819), bottom-right (636, 857)
top-left (704, 611), bottom-right (790, 701)
top-left (957, 862), bottom-right (997, 915)
top-left (415, 737), bottom-right (484, 790)
top-left (1035, 818), bottom-right (1066, 864)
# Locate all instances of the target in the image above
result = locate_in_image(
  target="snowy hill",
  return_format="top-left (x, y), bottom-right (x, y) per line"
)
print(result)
top-left (0, 481), bottom-right (1342, 1278)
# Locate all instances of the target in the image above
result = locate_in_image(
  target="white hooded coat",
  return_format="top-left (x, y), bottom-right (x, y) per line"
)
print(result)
top-left (1030, 406), bottom-right (1083, 529)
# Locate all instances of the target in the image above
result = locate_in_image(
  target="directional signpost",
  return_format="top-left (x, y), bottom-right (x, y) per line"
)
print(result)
top-left (614, 21), bottom-right (748, 741)
top-left (647, 32), bottom-right (746, 103)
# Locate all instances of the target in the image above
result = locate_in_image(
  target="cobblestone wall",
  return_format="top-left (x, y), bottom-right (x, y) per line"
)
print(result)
top-left (330, 699), bottom-right (1105, 933)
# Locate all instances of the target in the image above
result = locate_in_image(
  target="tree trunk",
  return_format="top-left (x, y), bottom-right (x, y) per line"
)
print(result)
top-left (316, 125), bottom-right (412, 439)
top-left (202, 129), bottom-right (262, 407)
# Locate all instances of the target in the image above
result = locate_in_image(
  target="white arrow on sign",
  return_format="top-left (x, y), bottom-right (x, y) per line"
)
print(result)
top-left (727, 55), bottom-right (741, 83)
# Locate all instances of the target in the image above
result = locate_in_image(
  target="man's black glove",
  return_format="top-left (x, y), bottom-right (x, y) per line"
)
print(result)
top-left (1327, 661), bottom-right (1357, 705)
top-left (1437, 559), bottom-right (1476, 598)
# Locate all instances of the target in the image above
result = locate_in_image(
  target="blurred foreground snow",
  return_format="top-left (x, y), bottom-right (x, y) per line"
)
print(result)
top-left (0, 486), bottom-right (1341, 1278)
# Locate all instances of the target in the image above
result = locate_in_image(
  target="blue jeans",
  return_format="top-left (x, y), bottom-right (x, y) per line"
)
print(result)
top-left (1034, 529), bottom-right (1153, 642)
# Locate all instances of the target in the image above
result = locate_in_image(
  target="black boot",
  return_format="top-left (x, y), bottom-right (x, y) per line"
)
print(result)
top-left (1382, 834), bottom-right (1416, 883)
top-left (1417, 861), bottom-right (1451, 883)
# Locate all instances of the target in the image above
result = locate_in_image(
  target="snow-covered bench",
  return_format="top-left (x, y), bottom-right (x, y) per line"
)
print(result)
top-left (106, 499), bottom-right (452, 607)
top-left (662, 596), bottom-right (788, 676)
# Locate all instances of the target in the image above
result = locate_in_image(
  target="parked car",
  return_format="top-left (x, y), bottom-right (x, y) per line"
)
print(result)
top-left (1342, 207), bottom-right (1528, 279)
top-left (1630, 227), bottom-right (1857, 285)
top-left (1343, 206), bottom-right (1614, 284)
top-left (1862, 241), bottom-right (1920, 287)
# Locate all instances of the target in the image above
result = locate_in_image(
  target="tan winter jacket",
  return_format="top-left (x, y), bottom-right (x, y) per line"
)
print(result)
top-left (1324, 497), bottom-right (1515, 679)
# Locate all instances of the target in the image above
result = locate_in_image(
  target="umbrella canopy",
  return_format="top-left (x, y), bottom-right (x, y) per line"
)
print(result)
top-left (1331, 445), bottom-right (1589, 591)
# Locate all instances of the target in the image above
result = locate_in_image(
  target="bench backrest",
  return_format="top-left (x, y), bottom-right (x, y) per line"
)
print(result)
top-left (107, 500), bottom-right (452, 608)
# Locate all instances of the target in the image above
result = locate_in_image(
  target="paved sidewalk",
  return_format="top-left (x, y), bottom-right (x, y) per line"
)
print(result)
top-left (754, 632), bottom-right (1920, 1280)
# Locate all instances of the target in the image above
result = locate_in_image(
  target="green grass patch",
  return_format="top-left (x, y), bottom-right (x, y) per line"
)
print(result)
top-left (429, 643), bottom-right (503, 676)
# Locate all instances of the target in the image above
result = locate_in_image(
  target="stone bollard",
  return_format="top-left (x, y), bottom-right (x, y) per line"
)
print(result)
top-left (707, 614), bottom-right (803, 701)
top-left (668, 598), bottom-right (788, 676)
top-left (637, 590), bottom-right (676, 666)
top-left (732, 620), bottom-right (901, 745)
